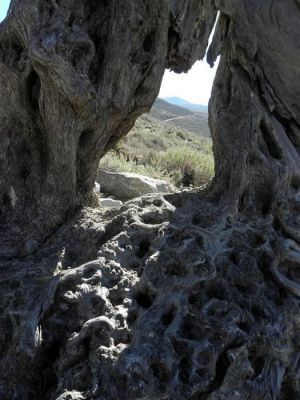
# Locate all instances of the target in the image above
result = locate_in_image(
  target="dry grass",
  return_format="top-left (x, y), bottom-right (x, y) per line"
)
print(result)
top-left (100, 114), bottom-right (214, 188)
top-left (154, 146), bottom-right (214, 187)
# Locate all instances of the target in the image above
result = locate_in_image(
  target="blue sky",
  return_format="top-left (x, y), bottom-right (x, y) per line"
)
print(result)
top-left (0, 0), bottom-right (10, 22)
top-left (0, 0), bottom-right (216, 104)
top-left (159, 61), bottom-right (217, 105)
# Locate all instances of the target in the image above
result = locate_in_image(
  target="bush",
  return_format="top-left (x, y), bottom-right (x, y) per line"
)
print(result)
top-left (154, 146), bottom-right (214, 187)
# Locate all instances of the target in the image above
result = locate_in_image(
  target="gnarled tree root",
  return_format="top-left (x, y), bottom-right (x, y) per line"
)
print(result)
top-left (1, 193), bottom-right (300, 400)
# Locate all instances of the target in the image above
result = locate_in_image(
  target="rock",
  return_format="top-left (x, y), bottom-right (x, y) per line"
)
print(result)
top-left (56, 391), bottom-right (84, 400)
top-left (100, 198), bottom-right (123, 209)
top-left (97, 169), bottom-right (172, 201)
top-left (94, 182), bottom-right (101, 194)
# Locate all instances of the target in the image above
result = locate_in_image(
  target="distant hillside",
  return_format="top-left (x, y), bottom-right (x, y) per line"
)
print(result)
top-left (151, 98), bottom-right (194, 118)
top-left (100, 99), bottom-right (213, 188)
top-left (162, 96), bottom-right (208, 113)
top-left (150, 98), bottom-right (210, 138)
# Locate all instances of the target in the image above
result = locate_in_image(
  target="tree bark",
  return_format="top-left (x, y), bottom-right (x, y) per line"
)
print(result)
top-left (1, 1), bottom-right (300, 400)
top-left (208, 1), bottom-right (300, 214)
top-left (0, 0), bottom-right (216, 235)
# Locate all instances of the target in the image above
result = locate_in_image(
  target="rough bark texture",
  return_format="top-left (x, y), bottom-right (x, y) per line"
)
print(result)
top-left (208, 1), bottom-right (300, 213)
top-left (1, 1), bottom-right (300, 400)
top-left (0, 0), bottom-right (215, 235)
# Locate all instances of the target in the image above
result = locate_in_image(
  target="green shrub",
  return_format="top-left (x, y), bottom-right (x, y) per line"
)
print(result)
top-left (176, 131), bottom-right (186, 140)
top-left (154, 146), bottom-right (214, 187)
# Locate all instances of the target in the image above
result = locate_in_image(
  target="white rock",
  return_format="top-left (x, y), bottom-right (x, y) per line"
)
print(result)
top-left (56, 391), bottom-right (84, 400)
top-left (94, 182), bottom-right (101, 193)
top-left (101, 198), bottom-right (123, 208)
top-left (97, 169), bottom-right (172, 201)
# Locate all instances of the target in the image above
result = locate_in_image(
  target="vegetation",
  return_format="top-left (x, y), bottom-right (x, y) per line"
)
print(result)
top-left (100, 114), bottom-right (214, 188)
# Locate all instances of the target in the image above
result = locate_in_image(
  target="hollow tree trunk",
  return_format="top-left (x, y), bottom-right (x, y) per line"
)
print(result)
top-left (1, 0), bottom-right (169, 231)
top-left (1, 1), bottom-right (300, 400)
top-left (0, 0), bottom-right (216, 237)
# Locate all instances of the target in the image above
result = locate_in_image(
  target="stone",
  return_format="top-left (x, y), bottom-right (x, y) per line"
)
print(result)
top-left (97, 169), bottom-right (173, 201)
top-left (56, 391), bottom-right (84, 400)
top-left (94, 182), bottom-right (101, 194)
top-left (100, 198), bottom-right (123, 209)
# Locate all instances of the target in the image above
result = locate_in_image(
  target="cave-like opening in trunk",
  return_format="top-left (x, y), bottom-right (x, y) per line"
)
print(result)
top-left (0, 1), bottom-right (300, 400)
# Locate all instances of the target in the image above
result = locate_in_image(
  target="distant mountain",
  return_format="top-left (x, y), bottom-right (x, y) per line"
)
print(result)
top-left (151, 98), bottom-right (194, 119)
top-left (149, 98), bottom-right (210, 138)
top-left (161, 96), bottom-right (208, 113)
